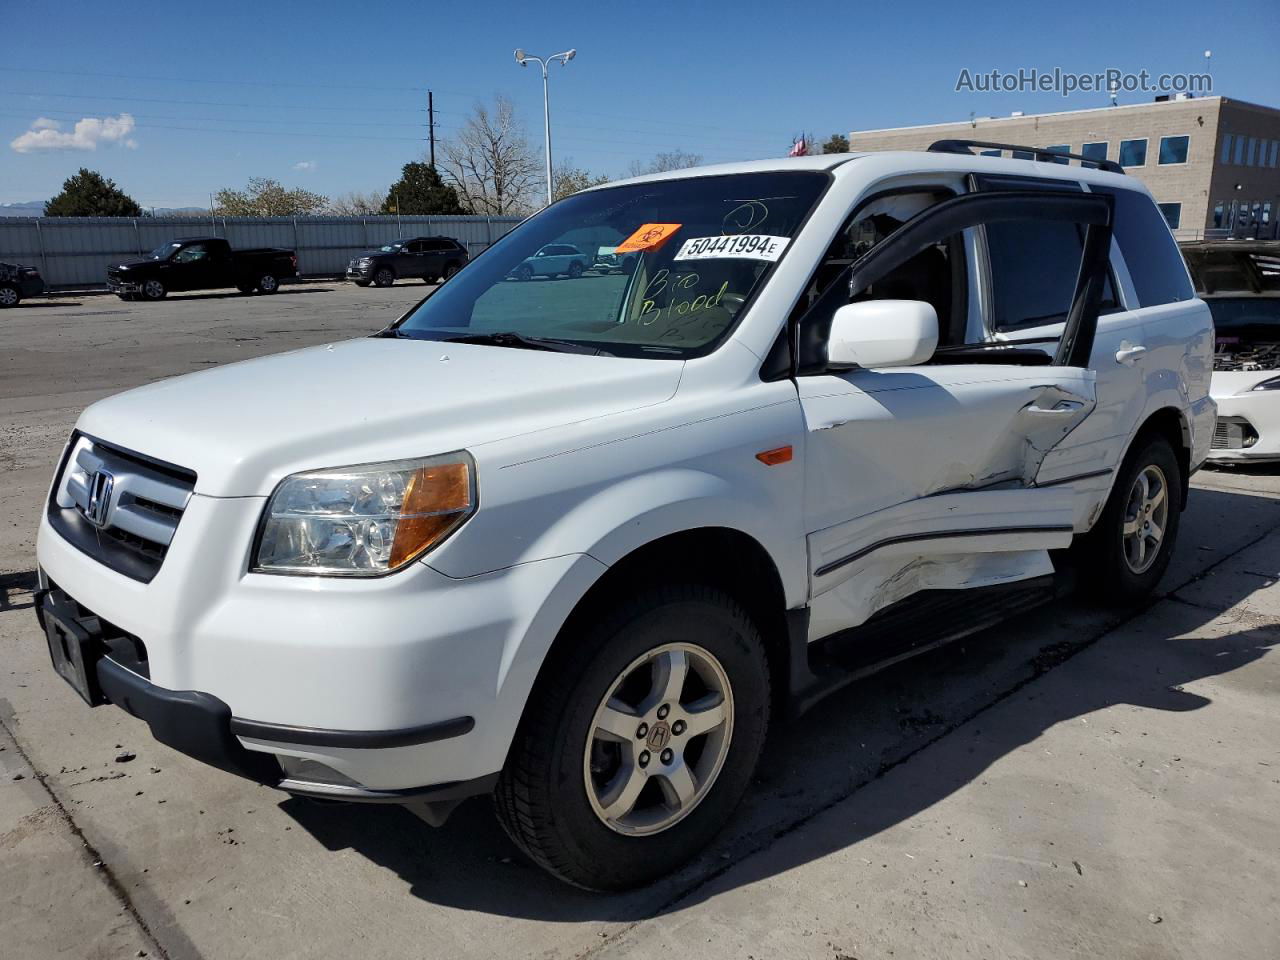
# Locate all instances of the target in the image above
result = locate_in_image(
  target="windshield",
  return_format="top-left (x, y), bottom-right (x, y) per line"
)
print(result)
top-left (394, 172), bottom-right (829, 358)
top-left (377, 243), bottom-right (405, 253)
top-left (148, 242), bottom-right (180, 260)
top-left (1207, 298), bottom-right (1280, 332)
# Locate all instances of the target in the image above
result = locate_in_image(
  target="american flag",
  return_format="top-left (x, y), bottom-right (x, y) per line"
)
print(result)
top-left (788, 136), bottom-right (809, 157)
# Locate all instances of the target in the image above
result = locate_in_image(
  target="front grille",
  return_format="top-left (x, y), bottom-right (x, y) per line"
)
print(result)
top-left (47, 434), bottom-right (196, 583)
top-left (1212, 416), bottom-right (1259, 451)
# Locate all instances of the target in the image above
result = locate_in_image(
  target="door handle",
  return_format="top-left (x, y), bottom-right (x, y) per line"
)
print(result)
top-left (1115, 343), bottom-right (1147, 366)
top-left (1025, 399), bottom-right (1086, 415)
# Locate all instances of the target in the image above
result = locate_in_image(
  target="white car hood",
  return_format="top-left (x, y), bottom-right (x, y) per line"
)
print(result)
top-left (77, 337), bottom-right (683, 496)
top-left (1211, 369), bottom-right (1280, 398)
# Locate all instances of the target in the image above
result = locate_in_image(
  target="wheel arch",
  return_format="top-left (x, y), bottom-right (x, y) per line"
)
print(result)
top-left (1130, 406), bottom-right (1192, 510)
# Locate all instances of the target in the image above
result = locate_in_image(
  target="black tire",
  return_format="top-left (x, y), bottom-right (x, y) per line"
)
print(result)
top-left (140, 279), bottom-right (166, 301)
top-left (515, 264), bottom-right (533, 282)
top-left (567, 261), bottom-right (584, 279)
top-left (256, 273), bottom-right (280, 294)
top-left (494, 583), bottom-right (770, 891)
top-left (373, 267), bottom-right (395, 288)
top-left (443, 261), bottom-right (461, 280)
top-left (1075, 433), bottom-right (1182, 604)
top-left (0, 284), bottom-right (21, 308)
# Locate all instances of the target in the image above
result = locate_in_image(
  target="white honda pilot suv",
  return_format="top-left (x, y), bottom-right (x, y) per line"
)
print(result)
top-left (36, 144), bottom-right (1214, 890)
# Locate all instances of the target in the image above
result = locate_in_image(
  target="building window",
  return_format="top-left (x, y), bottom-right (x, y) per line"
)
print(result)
top-left (1081, 141), bottom-right (1108, 163)
top-left (1248, 137), bottom-right (1259, 165)
top-left (1012, 149), bottom-right (1034, 160)
top-left (1234, 136), bottom-right (1246, 164)
top-left (1045, 144), bottom-right (1070, 164)
top-left (1158, 135), bottom-right (1190, 165)
top-left (1220, 134), bottom-right (1234, 164)
top-left (1119, 139), bottom-right (1148, 167)
top-left (1213, 201), bottom-right (1225, 228)
top-left (1264, 201), bottom-right (1273, 225)
top-left (1157, 203), bottom-right (1182, 230)
top-left (980, 149), bottom-right (1001, 157)
top-left (1271, 141), bottom-right (1279, 167)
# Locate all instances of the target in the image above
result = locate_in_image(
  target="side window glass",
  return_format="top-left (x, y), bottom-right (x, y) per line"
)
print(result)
top-left (174, 244), bottom-right (207, 263)
top-left (1094, 188), bottom-right (1194, 306)
top-left (984, 221), bottom-right (1118, 332)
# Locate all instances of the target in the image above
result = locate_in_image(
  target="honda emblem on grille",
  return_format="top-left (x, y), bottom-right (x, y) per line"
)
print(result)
top-left (85, 470), bottom-right (114, 528)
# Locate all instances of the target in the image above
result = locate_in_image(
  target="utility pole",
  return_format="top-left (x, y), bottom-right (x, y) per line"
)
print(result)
top-left (428, 90), bottom-right (436, 168)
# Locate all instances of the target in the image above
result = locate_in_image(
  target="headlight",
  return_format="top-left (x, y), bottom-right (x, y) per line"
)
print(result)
top-left (358, 257), bottom-right (372, 266)
top-left (1250, 375), bottom-right (1280, 392)
top-left (252, 452), bottom-right (475, 577)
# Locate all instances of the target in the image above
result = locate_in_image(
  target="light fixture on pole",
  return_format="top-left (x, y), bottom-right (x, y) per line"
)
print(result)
top-left (515, 47), bottom-right (577, 207)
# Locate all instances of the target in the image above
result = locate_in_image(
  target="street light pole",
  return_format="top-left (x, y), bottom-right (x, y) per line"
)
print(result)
top-left (515, 47), bottom-right (576, 207)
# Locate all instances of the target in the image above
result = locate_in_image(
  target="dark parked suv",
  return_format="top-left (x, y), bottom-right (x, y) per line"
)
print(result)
top-left (0, 260), bottom-right (45, 307)
top-left (346, 236), bottom-right (469, 287)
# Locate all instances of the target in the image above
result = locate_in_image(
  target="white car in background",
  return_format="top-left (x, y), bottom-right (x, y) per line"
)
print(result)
top-left (510, 243), bottom-right (590, 280)
top-left (1181, 241), bottom-right (1280, 463)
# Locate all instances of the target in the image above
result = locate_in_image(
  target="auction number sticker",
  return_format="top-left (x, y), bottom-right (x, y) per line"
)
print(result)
top-left (673, 234), bottom-right (790, 262)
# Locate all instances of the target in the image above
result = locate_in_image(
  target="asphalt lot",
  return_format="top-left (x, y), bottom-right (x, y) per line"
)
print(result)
top-left (2, 284), bottom-right (1278, 959)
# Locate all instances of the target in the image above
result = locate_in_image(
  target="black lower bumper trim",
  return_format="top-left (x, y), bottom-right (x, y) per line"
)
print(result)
top-left (229, 714), bottom-right (475, 749)
top-left (97, 658), bottom-right (283, 783)
top-left (280, 772), bottom-right (500, 804)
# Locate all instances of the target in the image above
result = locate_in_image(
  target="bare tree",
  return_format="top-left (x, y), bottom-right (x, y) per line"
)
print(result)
top-left (326, 190), bottom-right (384, 216)
top-left (627, 150), bottom-right (703, 178)
top-left (552, 158), bottom-right (609, 201)
top-left (439, 96), bottom-right (539, 216)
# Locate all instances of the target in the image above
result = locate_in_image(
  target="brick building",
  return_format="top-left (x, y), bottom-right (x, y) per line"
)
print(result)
top-left (849, 96), bottom-right (1280, 239)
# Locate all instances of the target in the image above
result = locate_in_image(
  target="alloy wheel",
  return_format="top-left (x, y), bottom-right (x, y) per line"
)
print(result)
top-left (583, 642), bottom-right (734, 837)
top-left (0, 287), bottom-right (17, 307)
top-left (1121, 463), bottom-right (1169, 574)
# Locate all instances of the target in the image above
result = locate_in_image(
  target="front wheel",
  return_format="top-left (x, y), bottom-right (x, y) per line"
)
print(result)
top-left (140, 279), bottom-right (166, 301)
top-left (373, 267), bottom-right (395, 288)
top-left (495, 584), bottom-right (770, 891)
top-left (514, 264), bottom-right (533, 282)
top-left (0, 284), bottom-right (20, 308)
top-left (1075, 434), bottom-right (1182, 603)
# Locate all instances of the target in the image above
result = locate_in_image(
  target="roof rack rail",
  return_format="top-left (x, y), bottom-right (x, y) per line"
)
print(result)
top-left (927, 139), bottom-right (1126, 175)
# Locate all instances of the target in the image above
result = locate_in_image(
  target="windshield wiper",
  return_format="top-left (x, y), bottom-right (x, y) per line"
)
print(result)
top-left (442, 331), bottom-right (610, 356)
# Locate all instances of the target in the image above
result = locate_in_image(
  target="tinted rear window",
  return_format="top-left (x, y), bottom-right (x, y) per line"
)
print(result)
top-left (1095, 187), bottom-right (1194, 307)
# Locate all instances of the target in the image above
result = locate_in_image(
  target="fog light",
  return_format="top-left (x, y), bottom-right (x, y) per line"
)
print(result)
top-left (276, 755), bottom-right (361, 788)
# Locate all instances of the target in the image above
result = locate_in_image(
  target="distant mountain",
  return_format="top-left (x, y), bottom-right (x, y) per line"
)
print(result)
top-left (0, 201), bottom-right (45, 217)
top-left (0, 202), bottom-right (211, 218)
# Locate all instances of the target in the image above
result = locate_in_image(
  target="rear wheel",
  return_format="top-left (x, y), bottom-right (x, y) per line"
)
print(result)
top-left (495, 584), bottom-right (770, 891)
top-left (373, 267), bottom-right (395, 288)
top-left (443, 261), bottom-right (461, 280)
top-left (0, 284), bottom-right (19, 308)
top-left (567, 261), bottom-right (584, 279)
top-left (1076, 434), bottom-right (1182, 603)
top-left (256, 273), bottom-right (279, 294)
top-left (140, 279), bottom-right (166, 301)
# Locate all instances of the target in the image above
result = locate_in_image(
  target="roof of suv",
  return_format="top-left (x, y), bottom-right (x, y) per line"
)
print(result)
top-left (594, 150), bottom-right (1136, 193)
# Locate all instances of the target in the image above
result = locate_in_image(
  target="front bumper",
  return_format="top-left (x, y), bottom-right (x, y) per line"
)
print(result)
top-left (36, 492), bottom-right (605, 793)
top-left (107, 278), bottom-right (141, 294)
top-left (1207, 392), bottom-right (1280, 464)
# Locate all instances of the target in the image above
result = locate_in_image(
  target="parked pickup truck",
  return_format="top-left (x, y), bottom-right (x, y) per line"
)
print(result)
top-left (37, 145), bottom-right (1213, 891)
top-left (107, 237), bottom-right (297, 300)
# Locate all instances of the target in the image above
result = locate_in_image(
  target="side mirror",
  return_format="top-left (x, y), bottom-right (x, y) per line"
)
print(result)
top-left (827, 299), bottom-right (938, 369)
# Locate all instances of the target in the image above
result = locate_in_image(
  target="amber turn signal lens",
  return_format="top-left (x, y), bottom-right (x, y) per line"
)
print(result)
top-left (389, 461), bottom-right (474, 568)
top-left (755, 445), bottom-right (793, 466)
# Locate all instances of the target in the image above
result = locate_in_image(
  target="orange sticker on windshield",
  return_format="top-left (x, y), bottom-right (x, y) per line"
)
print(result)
top-left (615, 223), bottom-right (682, 253)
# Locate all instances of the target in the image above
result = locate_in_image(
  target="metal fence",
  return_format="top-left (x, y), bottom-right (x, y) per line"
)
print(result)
top-left (0, 215), bottom-right (524, 289)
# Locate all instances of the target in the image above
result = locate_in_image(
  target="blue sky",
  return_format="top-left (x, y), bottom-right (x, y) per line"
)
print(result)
top-left (2, 0), bottom-right (1277, 208)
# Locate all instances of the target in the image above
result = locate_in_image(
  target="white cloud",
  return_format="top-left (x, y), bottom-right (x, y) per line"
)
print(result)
top-left (10, 113), bottom-right (137, 153)
top-left (293, 160), bottom-right (317, 171)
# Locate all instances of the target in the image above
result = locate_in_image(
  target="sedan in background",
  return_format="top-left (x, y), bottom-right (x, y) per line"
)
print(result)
top-left (0, 260), bottom-right (45, 307)
top-left (1181, 240), bottom-right (1280, 464)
